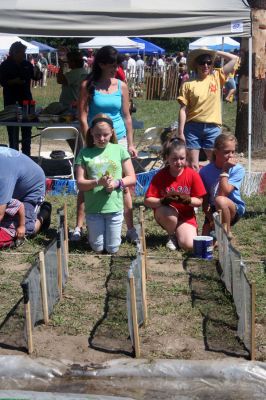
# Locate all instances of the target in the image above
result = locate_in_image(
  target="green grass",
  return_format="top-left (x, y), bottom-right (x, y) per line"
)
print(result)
top-left (0, 76), bottom-right (237, 145)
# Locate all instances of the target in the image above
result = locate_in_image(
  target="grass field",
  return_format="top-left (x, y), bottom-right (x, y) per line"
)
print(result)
top-left (0, 75), bottom-right (237, 146)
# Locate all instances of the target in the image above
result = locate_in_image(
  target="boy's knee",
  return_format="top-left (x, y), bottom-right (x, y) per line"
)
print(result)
top-left (215, 196), bottom-right (228, 208)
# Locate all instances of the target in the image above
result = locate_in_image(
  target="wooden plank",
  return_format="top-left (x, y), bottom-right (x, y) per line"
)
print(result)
top-left (25, 301), bottom-right (34, 354)
top-left (250, 282), bottom-right (256, 360)
top-left (39, 251), bottom-right (49, 324)
top-left (129, 272), bottom-right (141, 358)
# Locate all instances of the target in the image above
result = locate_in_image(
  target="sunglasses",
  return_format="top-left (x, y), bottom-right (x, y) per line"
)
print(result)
top-left (198, 60), bottom-right (213, 66)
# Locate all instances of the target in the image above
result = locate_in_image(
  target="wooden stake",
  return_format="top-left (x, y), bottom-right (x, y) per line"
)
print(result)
top-left (25, 301), bottom-right (33, 354)
top-left (250, 282), bottom-right (256, 360)
top-left (39, 251), bottom-right (49, 324)
top-left (129, 272), bottom-right (141, 358)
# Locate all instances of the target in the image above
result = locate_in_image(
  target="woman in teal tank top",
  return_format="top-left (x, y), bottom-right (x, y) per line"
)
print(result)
top-left (89, 79), bottom-right (126, 140)
top-left (76, 46), bottom-right (138, 243)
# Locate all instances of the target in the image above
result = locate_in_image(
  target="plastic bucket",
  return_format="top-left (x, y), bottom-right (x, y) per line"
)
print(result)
top-left (193, 236), bottom-right (213, 260)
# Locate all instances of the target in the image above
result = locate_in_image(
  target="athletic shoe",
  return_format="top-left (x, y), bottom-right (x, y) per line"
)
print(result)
top-left (125, 227), bottom-right (138, 243)
top-left (70, 226), bottom-right (83, 242)
top-left (166, 235), bottom-right (178, 251)
top-left (38, 201), bottom-right (52, 231)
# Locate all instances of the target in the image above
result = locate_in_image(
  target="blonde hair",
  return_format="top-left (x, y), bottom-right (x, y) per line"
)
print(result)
top-left (212, 133), bottom-right (237, 161)
top-left (85, 113), bottom-right (118, 148)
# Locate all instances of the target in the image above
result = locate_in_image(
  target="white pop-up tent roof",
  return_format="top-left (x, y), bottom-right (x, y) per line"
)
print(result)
top-left (78, 36), bottom-right (144, 50)
top-left (0, 1), bottom-right (251, 38)
top-left (189, 36), bottom-right (240, 51)
top-left (0, 34), bottom-right (39, 55)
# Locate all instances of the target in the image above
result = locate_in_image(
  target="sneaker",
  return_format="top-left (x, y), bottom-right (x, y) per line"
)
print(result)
top-left (70, 226), bottom-right (83, 242)
top-left (38, 201), bottom-right (52, 231)
top-left (166, 235), bottom-right (177, 251)
top-left (126, 227), bottom-right (138, 243)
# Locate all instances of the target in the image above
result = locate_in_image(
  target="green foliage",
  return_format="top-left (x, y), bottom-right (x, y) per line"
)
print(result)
top-left (145, 37), bottom-right (192, 53)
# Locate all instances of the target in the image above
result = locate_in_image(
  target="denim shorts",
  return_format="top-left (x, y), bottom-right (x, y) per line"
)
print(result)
top-left (225, 78), bottom-right (236, 91)
top-left (86, 211), bottom-right (123, 253)
top-left (184, 121), bottom-right (221, 150)
top-left (24, 201), bottom-right (40, 235)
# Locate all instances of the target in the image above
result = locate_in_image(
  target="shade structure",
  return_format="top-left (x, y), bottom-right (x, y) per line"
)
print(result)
top-left (118, 37), bottom-right (165, 55)
top-left (30, 40), bottom-right (57, 52)
top-left (0, 1), bottom-right (251, 38)
top-left (78, 36), bottom-right (144, 50)
top-left (189, 36), bottom-right (240, 52)
top-left (0, 34), bottom-right (39, 55)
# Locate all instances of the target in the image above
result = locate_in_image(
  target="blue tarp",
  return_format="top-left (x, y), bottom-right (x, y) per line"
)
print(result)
top-left (118, 37), bottom-right (165, 55)
top-left (30, 40), bottom-right (57, 52)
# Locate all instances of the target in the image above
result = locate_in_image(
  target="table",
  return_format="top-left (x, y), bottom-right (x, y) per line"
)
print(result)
top-left (0, 119), bottom-right (144, 129)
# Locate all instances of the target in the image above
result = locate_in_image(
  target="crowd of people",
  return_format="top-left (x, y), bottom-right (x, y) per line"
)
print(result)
top-left (0, 42), bottom-right (245, 253)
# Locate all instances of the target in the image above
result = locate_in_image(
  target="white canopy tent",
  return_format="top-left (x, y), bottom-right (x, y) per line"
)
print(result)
top-left (0, 1), bottom-right (250, 38)
top-left (78, 36), bottom-right (144, 50)
top-left (189, 36), bottom-right (240, 51)
top-left (0, 0), bottom-right (253, 174)
top-left (0, 34), bottom-right (39, 55)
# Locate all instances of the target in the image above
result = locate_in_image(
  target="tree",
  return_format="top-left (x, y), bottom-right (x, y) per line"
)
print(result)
top-left (235, 0), bottom-right (266, 152)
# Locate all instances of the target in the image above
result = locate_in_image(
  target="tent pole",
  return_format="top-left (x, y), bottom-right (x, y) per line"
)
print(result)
top-left (248, 36), bottom-right (252, 176)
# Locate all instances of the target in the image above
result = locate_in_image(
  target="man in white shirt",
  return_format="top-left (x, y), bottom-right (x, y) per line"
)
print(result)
top-left (136, 55), bottom-right (145, 83)
top-left (125, 53), bottom-right (137, 97)
top-left (157, 55), bottom-right (165, 75)
top-left (125, 53), bottom-right (136, 80)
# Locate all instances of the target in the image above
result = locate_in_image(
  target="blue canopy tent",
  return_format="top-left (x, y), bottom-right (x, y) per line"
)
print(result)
top-left (118, 37), bottom-right (165, 55)
top-left (30, 40), bottom-right (58, 64)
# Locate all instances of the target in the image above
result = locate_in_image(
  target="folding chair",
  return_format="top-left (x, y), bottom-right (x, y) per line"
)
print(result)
top-left (134, 126), bottom-right (164, 173)
top-left (38, 126), bottom-right (79, 179)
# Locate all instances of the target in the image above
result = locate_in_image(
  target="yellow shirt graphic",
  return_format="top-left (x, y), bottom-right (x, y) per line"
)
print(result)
top-left (178, 69), bottom-right (226, 125)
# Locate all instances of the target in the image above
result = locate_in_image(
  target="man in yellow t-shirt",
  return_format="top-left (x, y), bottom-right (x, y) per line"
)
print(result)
top-left (177, 48), bottom-right (239, 171)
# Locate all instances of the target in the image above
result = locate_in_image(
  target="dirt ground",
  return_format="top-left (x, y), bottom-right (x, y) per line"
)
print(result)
top-left (0, 243), bottom-right (254, 364)
top-left (0, 140), bottom-right (265, 364)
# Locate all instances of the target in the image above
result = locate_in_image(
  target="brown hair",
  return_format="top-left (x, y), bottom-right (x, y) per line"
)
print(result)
top-left (212, 133), bottom-right (237, 161)
top-left (85, 113), bottom-right (118, 148)
top-left (161, 137), bottom-right (187, 162)
top-left (67, 50), bottom-right (84, 68)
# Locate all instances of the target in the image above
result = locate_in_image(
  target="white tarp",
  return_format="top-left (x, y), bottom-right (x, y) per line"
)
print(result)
top-left (78, 37), bottom-right (144, 50)
top-left (189, 36), bottom-right (241, 51)
top-left (0, 356), bottom-right (266, 399)
top-left (0, 1), bottom-right (251, 38)
top-left (0, 34), bottom-right (39, 55)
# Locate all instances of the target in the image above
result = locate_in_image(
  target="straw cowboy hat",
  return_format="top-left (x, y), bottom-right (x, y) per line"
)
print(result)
top-left (187, 48), bottom-right (217, 72)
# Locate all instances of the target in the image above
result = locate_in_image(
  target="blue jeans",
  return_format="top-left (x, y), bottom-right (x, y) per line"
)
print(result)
top-left (86, 211), bottom-right (123, 253)
top-left (184, 121), bottom-right (221, 150)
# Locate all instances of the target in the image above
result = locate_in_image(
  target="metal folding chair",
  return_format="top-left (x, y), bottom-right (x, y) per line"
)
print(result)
top-left (134, 126), bottom-right (164, 173)
top-left (38, 126), bottom-right (79, 179)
